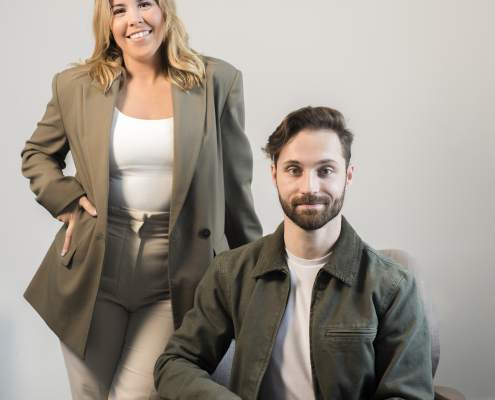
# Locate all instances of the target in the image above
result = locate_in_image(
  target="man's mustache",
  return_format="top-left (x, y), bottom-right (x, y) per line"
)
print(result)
top-left (291, 194), bottom-right (331, 206)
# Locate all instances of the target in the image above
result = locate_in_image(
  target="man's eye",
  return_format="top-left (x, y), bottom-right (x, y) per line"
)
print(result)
top-left (288, 168), bottom-right (301, 175)
top-left (320, 168), bottom-right (332, 175)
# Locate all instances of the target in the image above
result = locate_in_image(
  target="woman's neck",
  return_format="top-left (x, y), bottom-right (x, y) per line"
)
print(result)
top-left (123, 52), bottom-right (164, 84)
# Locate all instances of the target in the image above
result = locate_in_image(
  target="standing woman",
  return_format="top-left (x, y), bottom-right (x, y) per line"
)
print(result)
top-left (21, 0), bottom-right (262, 398)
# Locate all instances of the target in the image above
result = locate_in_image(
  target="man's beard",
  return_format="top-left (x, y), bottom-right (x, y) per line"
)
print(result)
top-left (278, 189), bottom-right (345, 231)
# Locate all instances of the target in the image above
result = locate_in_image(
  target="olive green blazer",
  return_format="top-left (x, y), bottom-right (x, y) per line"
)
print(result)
top-left (21, 57), bottom-right (262, 359)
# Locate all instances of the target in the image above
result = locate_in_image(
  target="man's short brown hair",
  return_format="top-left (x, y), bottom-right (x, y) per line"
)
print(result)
top-left (262, 106), bottom-right (354, 168)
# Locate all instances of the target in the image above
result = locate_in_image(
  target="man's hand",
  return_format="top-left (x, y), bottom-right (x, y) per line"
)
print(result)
top-left (56, 195), bottom-right (97, 256)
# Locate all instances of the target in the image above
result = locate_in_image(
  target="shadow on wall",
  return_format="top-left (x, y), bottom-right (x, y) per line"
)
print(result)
top-left (0, 316), bottom-right (16, 399)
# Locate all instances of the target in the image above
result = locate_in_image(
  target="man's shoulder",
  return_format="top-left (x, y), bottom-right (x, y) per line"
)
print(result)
top-left (362, 243), bottom-right (409, 272)
top-left (216, 234), bottom-right (269, 271)
top-left (360, 242), bottom-right (412, 289)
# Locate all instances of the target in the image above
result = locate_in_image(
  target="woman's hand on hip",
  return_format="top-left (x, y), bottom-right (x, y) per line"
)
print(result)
top-left (56, 196), bottom-right (97, 256)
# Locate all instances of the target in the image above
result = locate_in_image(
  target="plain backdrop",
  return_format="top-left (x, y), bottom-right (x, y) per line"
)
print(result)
top-left (1, 1), bottom-right (494, 399)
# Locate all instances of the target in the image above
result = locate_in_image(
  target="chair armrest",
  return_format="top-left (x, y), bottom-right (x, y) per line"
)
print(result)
top-left (434, 385), bottom-right (466, 400)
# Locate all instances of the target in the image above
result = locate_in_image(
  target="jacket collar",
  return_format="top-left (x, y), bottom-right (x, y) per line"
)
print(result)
top-left (252, 216), bottom-right (363, 287)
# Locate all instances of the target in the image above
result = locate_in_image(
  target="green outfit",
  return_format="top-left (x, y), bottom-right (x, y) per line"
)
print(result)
top-left (154, 217), bottom-right (434, 400)
top-left (21, 58), bottom-right (262, 359)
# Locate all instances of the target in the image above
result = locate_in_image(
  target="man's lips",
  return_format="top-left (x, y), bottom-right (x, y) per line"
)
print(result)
top-left (296, 203), bottom-right (324, 207)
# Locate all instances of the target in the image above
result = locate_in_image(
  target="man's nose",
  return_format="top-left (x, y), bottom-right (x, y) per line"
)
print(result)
top-left (301, 171), bottom-right (319, 194)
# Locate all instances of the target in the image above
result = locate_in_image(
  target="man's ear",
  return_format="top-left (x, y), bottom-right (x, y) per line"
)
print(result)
top-left (270, 163), bottom-right (278, 187)
top-left (346, 164), bottom-right (355, 188)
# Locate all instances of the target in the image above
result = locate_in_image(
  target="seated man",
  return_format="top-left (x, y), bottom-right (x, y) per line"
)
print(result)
top-left (154, 106), bottom-right (434, 400)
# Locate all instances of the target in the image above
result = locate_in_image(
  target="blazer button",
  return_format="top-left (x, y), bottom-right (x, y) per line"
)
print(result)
top-left (201, 229), bottom-right (211, 239)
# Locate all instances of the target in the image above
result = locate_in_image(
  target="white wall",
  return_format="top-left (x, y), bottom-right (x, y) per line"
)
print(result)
top-left (1, 1), bottom-right (494, 399)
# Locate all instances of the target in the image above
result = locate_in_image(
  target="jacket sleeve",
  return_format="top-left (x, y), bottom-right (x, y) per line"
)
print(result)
top-left (220, 70), bottom-right (262, 249)
top-left (154, 254), bottom-right (240, 400)
top-left (21, 73), bottom-right (85, 218)
top-left (371, 272), bottom-right (435, 400)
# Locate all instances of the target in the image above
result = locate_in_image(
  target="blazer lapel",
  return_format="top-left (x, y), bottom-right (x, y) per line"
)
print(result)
top-left (82, 77), bottom-right (120, 216)
top-left (81, 75), bottom-right (206, 228)
top-left (169, 81), bottom-right (207, 233)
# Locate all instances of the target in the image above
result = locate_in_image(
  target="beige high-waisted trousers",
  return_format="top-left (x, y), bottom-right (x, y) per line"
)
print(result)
top-left (61, 206), bottom-right (174, 400)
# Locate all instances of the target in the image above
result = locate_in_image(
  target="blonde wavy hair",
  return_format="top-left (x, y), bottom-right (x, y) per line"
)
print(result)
top-left (76, 0), bottom-right (206, 92)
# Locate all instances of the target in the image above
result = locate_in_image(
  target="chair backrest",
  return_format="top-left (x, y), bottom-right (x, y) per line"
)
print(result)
top-left (379, 249), bottom-right (440, 377)
top-left (211, 249), bottom-right (440, 387)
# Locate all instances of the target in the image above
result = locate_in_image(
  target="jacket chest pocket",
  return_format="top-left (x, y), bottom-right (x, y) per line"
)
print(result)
top-left (324, 326), bottom-right (377, 341)
top-left (315, 326), bottom-right (378, 398)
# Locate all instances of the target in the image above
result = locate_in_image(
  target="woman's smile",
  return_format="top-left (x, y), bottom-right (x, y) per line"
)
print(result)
top-left (127, 29), bottom-right (153, 41)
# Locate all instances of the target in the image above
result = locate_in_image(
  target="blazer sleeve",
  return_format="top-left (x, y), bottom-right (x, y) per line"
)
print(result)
top-left (219, 70), bottom-right (263, 249)
top-left (154, 254), bottom-right (240, 400)
top-left (371, 272), bottom-right (435, 400)
top-left (21, 73), bottom-right (85, 218)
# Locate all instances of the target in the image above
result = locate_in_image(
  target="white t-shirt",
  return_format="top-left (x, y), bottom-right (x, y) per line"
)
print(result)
top-left (108, 108), bottom-right (174, 212)
top-left (259, 249), bottom-right (332, 400)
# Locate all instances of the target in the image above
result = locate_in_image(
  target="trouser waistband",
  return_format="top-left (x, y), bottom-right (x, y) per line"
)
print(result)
top-left (108, 205), bottom-right (169, 235)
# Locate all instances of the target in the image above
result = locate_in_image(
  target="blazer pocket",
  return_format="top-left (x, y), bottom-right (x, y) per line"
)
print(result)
top-left (325, 327), bottom-right (377, 341)
top-left (54, 224), bottom-right (78, 268)
top-left (213, 233), bottom-right (230, 257)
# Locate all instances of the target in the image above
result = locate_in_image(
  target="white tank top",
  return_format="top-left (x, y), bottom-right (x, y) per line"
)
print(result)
top-left (108, 108), bottom-right (174, 212)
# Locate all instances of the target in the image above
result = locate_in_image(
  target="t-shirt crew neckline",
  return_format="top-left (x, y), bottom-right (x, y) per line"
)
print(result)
top-left (284, 248), bottom-right (333, 268)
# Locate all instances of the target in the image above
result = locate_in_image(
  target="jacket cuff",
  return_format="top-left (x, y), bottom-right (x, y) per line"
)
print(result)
top-left (45, 184), bottom-right (86, 218)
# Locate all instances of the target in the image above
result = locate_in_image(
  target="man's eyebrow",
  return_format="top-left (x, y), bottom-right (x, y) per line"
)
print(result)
top-left (281, 159), bottom-right (300, 166)
top-left (316, 159), bottom-right (339, 165)
top-left (281, 159), bottom-right (339, 166)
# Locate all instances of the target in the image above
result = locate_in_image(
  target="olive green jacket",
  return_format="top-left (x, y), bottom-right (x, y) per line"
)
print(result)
top-left (154, 217), bottom-right (434, 400)
top-left (21, 57), bottom-right (262, 359)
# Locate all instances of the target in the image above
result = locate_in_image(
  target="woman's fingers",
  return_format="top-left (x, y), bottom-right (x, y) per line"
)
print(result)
top-left (59, 196), bottom-right (96, 257)
top-left (61, 217), bottom-right (76, 257)
top-left (79, 196), bottom-right (97, 217)
top-left (56, 197), bottom-right (81, 223)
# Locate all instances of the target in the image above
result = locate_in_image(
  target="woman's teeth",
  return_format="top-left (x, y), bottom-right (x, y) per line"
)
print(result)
top-left (130, 31), bottom-right (151, 39)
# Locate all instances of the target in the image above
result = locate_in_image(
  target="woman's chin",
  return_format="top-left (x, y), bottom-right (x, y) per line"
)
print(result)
top-left (122, 49), bottom-right (162, 64)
